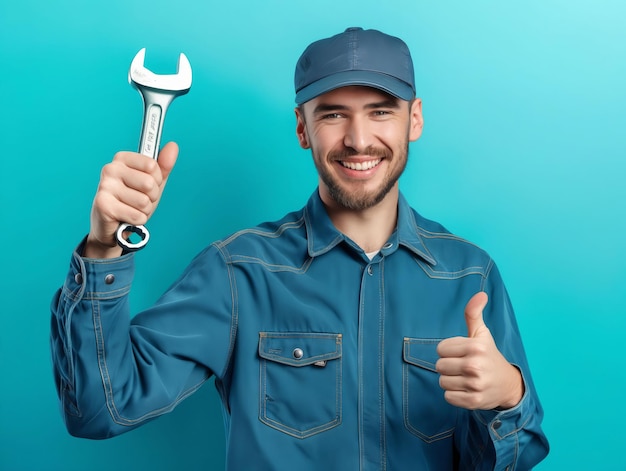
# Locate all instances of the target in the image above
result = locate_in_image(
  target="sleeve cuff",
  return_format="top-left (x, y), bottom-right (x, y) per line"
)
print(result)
top-left (64, 236), bottom-right (135, 301)
top-left (472, 365), bottom-right (532, 440)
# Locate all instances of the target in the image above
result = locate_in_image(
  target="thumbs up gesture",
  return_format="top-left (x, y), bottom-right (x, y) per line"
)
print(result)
top-left (436, 292), bottom-right (524, 410)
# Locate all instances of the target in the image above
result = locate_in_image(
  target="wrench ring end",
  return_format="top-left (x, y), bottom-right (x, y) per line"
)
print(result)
top-left (116, 223), bottom-right (150, 251)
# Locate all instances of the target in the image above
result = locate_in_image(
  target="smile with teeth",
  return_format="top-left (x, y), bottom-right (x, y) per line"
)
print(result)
top-left (340, 159), bottom-right (381, 171)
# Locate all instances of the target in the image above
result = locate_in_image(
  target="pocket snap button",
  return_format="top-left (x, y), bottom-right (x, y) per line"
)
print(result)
top-left (74, 273), bottom-right (83, 284)
top-left (293, 348), bottom-right (304, 359)
top-left (104, 274), bottom-right (115, 285)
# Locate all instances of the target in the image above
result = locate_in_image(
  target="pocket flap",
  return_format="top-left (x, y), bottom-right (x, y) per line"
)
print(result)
top-left (259, 332), bottom-right (342, 367)
top-left (403, 338), bottom-right (441, 373)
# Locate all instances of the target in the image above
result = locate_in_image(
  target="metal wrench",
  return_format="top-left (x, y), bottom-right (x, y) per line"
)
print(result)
top-left (116, 48), bottom-right (192, 251)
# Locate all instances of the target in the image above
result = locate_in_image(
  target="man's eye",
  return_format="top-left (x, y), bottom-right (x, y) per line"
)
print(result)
top-left (322, 113), bottom-right (342, 119)
top-left (373, 110), bottom-right (391, 116)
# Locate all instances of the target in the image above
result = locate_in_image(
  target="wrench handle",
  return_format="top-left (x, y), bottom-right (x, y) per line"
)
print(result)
top-left (116, 91), bottom-right (174, 251)
top-left (138, 104), bottom-right (163, 159)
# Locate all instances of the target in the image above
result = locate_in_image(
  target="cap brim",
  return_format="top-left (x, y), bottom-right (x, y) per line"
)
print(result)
top-left (295, 70), bottom-right (415, 105)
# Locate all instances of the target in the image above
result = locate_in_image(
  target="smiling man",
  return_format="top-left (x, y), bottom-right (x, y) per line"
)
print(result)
top-left (51, 27), bottom-right (549, 470)
top-left (295, 85), bottom-right (420, 252)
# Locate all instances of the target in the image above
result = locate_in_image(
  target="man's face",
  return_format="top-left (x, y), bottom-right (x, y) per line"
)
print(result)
top-left (296, 86), bottom-right (423, 211)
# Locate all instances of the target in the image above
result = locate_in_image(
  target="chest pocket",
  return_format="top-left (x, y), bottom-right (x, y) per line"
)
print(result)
top-left (258, 332), bottom-right (342, 439)
top-left (402, 337), bottom-right (457, 443)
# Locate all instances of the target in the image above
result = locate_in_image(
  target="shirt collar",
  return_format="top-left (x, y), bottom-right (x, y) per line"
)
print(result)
top-left (395, 192), bottom-right (437, 265)
top-left (303, 190), bottom-right (437, 266)
top-left (303, 190), bottom-right (347, 257)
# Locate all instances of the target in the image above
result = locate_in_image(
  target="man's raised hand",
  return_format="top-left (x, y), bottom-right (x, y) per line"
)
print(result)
top-left (84, 142), bottom-right (179, 258)
top-left (436, 292), bottom-right (524, 410)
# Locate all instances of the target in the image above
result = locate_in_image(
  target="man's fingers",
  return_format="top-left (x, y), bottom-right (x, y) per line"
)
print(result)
top-left (439, 373), bottom-right (472, 392)
top-left (436, 337), bottom-right (468, 359)
top-left (442, 390), bottom-right (484, 410)
top-left (86, 143), bottom-right (179, 258)
top-left (93, 190), bottom-right (149, 226)
top-left (119, 169), bottom-right (160, 203)
top-left (103, 152), bottom-right (169, 200)
top-left (435, 357), bottom-right (459, 377)
top-left (99, 164), bottom-right (158, 206)
top-left (93, 147), bottom-right (176, 231)
top-left (464, 291), bottom-right (488, 338)
top-left (157, 141), bottom-right (179, 182)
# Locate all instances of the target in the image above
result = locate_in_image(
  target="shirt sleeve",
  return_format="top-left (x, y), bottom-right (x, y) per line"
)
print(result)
top-left (50, 238), bottom-right (236, 439)
top-left (454, 260), bottom-right (550, 470)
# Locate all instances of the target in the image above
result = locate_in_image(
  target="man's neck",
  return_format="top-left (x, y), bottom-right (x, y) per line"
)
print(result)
top-left (321, 187), bottom-right (399, 253)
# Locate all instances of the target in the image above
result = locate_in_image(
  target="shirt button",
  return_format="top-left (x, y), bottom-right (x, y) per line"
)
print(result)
top-left (292, 348), bottom-right (304, 359)
top-left (382, 243), bottom-right (393, 249)
top-left (104, 274), bottom-right (115, 285)
top-left (74, 273), bottom-right (83, 284)
top-left (493, 420), bottom-right (502, 430)
top-left (367, 266), bottom-right (374, 276)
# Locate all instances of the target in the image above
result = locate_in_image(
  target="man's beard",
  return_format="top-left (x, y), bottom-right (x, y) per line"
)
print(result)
top-left (312, 143), bottom-right (409, 211)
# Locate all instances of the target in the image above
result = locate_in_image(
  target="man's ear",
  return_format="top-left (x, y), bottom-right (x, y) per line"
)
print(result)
top-left (408, 98), bottom-right (424, 142)
top-left (295, 107), bottom-right (310, 149)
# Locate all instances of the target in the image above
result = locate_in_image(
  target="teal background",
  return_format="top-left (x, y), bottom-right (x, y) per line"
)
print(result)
top-left (1, 0), bottom-right (624, 469)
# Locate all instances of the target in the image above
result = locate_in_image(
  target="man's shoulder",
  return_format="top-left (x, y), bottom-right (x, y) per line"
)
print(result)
top-left (408, 208), bottom-right (493, 274)
top-left (211, 207), bottom-right (309, 264)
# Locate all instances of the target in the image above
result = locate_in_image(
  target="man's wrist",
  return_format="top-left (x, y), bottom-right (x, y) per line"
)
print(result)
top-left (498, 364), bottom-right (525, 410)
top-left (84, 235), bottom-right (124, 259)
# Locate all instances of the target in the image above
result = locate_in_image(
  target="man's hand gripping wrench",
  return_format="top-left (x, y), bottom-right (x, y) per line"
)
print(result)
top-left (116, 48), bottom-right (192, 251)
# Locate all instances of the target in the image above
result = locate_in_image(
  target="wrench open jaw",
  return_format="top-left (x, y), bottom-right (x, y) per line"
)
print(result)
top-left (116, 48), bottom-right (192, 252)
top-left (128, 48), bottom-right (192, 159)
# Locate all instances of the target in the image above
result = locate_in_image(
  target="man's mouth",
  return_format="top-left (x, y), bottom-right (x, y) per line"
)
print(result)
top-left (340, 159), bottom-right (382, 171)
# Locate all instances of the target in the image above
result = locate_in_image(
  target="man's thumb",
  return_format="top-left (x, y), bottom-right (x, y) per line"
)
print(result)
top-left (157, 141), bottom-right (179, 181)
top-left (465, 291), bottom-right (489, 338)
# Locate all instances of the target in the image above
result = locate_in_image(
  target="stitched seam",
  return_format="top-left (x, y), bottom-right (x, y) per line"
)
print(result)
top-left (481, 258), bottom-right (495, 292)
top-left (402, 338), bottom-right (456, 443)
top-left (93, 299), bottom-right (210, 426)
top-left (493, 414), bottom-right (532, 440)
top-left (258, 333), bottom-right (342, 439)
top-left (414, 258), bottom-right (487, 279)
top-left (215, 217), bottom-right (305, 249)
top-left (61, 254), bottom-right (88, 391)
top-left (229, 255), bottom-right (313, 274)
top-left (82, 286), bottom-right (132, 300)
top-left (379, 260), bottom-right (386, 469)
top-left (212, 242), bottom-right (239, 382)
top-left (416, 227), bottom-right (482, 249)
top-left (358, 266), bottom-right (366, 469)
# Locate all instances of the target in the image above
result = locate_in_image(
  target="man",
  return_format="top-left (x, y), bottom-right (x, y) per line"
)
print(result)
top-left (51, 27), bottom-right (549, 469)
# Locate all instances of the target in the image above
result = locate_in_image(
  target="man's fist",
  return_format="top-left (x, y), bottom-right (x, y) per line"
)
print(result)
top-left (84, 142), bottom-right (179, 258)
top-left (436, 292), bottom-right (524, 410)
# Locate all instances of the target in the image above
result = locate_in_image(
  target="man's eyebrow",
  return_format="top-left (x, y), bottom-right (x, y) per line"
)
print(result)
top-left (312, 98), bottom-right (401, 114)
top-left (364, 98), bottom-right (402, 109)
top-left (312, 103), bottom-right (349, 114)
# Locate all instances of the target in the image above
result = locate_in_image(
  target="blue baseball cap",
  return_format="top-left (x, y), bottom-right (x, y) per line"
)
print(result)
top-left (294, 27), bottom-right (416, 105)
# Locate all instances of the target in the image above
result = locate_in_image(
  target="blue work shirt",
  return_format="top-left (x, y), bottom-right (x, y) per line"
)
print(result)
top-left (51, 190), bottom-right (548, 470)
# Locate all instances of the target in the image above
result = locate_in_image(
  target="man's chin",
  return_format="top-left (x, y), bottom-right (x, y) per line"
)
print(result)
top-left (326, 185), bottom-right (392, 211)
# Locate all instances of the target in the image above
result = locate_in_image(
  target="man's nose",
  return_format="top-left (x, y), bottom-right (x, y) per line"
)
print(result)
top-left (343, 117), bottom-right (372, 152)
